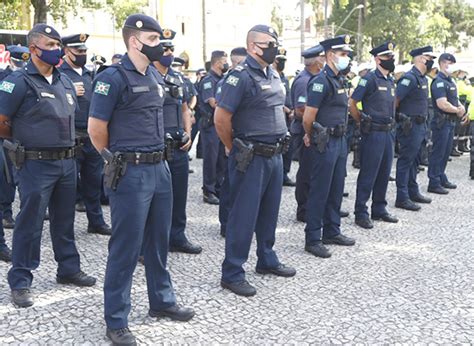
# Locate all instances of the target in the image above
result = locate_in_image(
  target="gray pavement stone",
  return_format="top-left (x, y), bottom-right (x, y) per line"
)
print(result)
top-left (0, 153), bottom-right (472, 344)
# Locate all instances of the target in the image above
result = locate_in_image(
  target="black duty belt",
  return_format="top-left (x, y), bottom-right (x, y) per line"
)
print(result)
top-left (251, 142), bottom-right (284, 158)
top-left (411, 115), bottom-right (427, 124)
top-left (121, 151), bottom-right (165, 164)
top-left (371, 123), bottom-right (394, 132)
top-left (446, 114), bottom-right (458, 122)
top-left (327, 124), bottom-right (347, 137)
top-left (25, 148), bottom-right (75, 160)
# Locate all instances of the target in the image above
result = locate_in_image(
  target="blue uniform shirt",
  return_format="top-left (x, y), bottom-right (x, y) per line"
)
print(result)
top-left (89, 54), bottom-right (166, 152)
top-left (396, 66), bottom-right (429, 116)
top-left (59, 61), bottom-right (93, 129)
top-left (431, 72), bottom-right (459, 113)
top-left (351, 68), bottom-right (396, 124)
top-left (0, 67), bottom-right (14, 81)
top-left (307, 64), bottom-right (348, 127)
top-left (290, 68), bottom-right (314, 134)
top-left (280, 72), bottom-right (292, 109)
top-left (218, 55), bottom-right (287, 143)
top-left (198, 69), bottom-right (222, 117)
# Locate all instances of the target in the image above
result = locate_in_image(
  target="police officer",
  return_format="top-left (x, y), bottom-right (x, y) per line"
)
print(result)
top-left (0, 24), bottom-right (96, 308)
top-left (111, 53), bottom-right (123, 64)
top-left (427, 53), bottom-right (466, 194)
top-left (303, 35), bottom-right (356, 259)
top-left (198, 50), bottom-right (228, 205)
top-left (349, 42), bottom-right (399, 229)
top-left (395, 46), bottom-right (436, 211)
top-left (0, 45), bottom-right (30, 230)
top-left (215, 25), bottom-right (296, 297)
top-left (291, 44), bottom-right (325, 222)
top-left (216, 46), bottom-right (247, 238)
top-left (151, 28), bottom-right (201, 254)
top-left (272, 47), bottom-right (295, 186)
top-left (59, 33), bottom-right (112, 235)
top-left (88, 14), bottom-right (194, 345)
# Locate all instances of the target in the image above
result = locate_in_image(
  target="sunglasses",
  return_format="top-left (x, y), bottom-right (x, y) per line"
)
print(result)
top-left (254, 41), bottom-right (279, 49)
top-left (164, 46), bottom-right (175, 52)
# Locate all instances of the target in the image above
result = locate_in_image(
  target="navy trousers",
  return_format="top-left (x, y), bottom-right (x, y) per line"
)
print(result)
top-left (396, 122), bottom-right (426, 202)
top-left (76, 140), bottom-right (106, 227)
top-left (8, 159), bottom-right (81, 289)
top-left (219, 146), bottom-right (230, 235)
top-left (168, 149), bottom-right (190, 247)
top-left (201, 125), bottom-right (225, 195)
top-left (305, 137), bottom-right (347, 245)
top-left (104, 162), bottom-right (176, 329)
top-left (354, 130), bottom-right (394, 219)
top-left (428, 119), bottom-right (455, 188)
top-left (295, 143), bottom-right (313, 221)
top-left (221, 149), bottom-right (283, 283)
top-left (0, 142), bottom-right (16, 219)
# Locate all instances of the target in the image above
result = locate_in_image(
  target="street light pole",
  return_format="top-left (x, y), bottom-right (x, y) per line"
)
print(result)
top-left (357, 2), bottom-right (363, 62)
top-left (300, 0), bottom-right (305, 62)
top-left (334, 4), bottom-right (364, 35)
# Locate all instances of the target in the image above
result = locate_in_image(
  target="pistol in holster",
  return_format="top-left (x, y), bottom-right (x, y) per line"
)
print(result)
top-left (396, 112), bottom-right (412, 135)
top-left (360, 112), bottom-right (372, 135)
top-left (101, 148), bottom-right (127, 191)
top-left (233, 138), bottom-right (254, 173)
top-left (3, 139), bottom-right (25, 169)
top-left (165, 133), bottom-right (175, 162)
top-left (311, 122), bottom-right (329, 153)
top-left (280, 132), bottom-right (292, 155)
top-left (435, 112), bottom-right (447, 129)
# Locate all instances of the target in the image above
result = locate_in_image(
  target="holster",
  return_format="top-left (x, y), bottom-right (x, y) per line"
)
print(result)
top-left (396, 112), bottom-right (412, 135)
top-left (311, 122), bottom-right (329, 153)
top-left (101, 149), bottom-right (127, 191)
top-left (435, 112), bottom-right (447, 129)
top-left (165, 134), bottom-right (175, 162)
top-left (280, 133), bottom-right (291, 155)
top-left (233, 138), bottom-right (254, 173)
top-left (3, 139), bottom-right (25, 169)
top-left (360, 112), bottom-right (372, 135)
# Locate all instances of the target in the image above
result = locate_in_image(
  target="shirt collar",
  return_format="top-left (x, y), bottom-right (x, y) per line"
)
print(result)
top-left (246, 55), bottom-right (270, 77)
top-left (412, 66), bottom-right (423, 76)
top-left (323, 64), bottom-right (338, 78)
top-left (374, 67), bottom-right (392, 81)
top-left (437, 71), bottom-right (452, 82)
top-left (120, 54), bottom-right (152, 75)
top-left (209, 68), bottom-right (222, 80)
top-left (25, 60), bottom-right (60, 81)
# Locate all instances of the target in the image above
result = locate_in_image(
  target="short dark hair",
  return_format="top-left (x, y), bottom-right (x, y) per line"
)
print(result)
top-left (27, 32), bottom-right (43, 46)
top-left (122, 27), bottom-right (140, 49)
top-left (211, 50), bottom-right (227, 65)
top-left (231, 47), bottom-right (247, 57)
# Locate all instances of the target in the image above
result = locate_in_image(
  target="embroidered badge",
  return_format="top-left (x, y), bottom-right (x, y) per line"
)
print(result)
top-left (226, 76), bottom-right (239, 86)
top-left (297, 96), bottom-right (306, 103)
top-left (0, 81), bottom-right (15, 93)
top-left (312, 83), bottom-right (324, 93)
top-left (94, 81), bottom-right (111, 96)
top-left (203, 81), bottom-right (212, 90)
top-left (66, 93), bottom-right (74, 105)
top-left (436, 82), bottom-right (444, 88)
top-left (400, 79), bottom-right (411, 86)
top-left (358, 79), bottom-right (367, 87)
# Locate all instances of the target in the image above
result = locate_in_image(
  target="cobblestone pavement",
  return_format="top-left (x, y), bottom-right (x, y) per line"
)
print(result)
top-left (0, 152), bottom-right (473, 344)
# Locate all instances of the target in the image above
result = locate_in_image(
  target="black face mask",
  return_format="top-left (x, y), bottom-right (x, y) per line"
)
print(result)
top-left (425, 59), bottom-right (434, 72)
top-left (276, 60), bottom-right (286, 72)
top-left (137, 38), bottom-right (164, 62)
top-left (257, 45), bottom-right (279, 65)
top-left (380, 58), bottom-right (395, 73)
top-left (222, 63), bottom-right (229, 73)
top-left (72, 53), bottom-right (87, 67)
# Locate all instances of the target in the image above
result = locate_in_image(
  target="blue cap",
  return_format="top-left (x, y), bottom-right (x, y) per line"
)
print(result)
top-left (409, 46), bottom-right (436, 58)
top-left (248, 25), bottom-right (278, 40)
top-left (62, 33), bottom-right (89, 49)
top-left (439, 53), bottom-right (456, 63)
top-left (29, 23), bottom-right (61, 42)
top-left (7, 45), bottom-right (30, 61)
top-left (230, 47), bottom-right (247, 56)
top-left (172, 57), bottom-right (186, 66)
top-left (302, 44), bottom-right (324, 58)
top-left (160, 28), bottom-right (176, 46)
top-left (112, 53), bottom-right (123, 60)
top-left (370, 41), bottom-right (395, 56)
top-left (320, 35), bottom-right (352, 52)
top-left (124, 14), bottom-right (163, 35)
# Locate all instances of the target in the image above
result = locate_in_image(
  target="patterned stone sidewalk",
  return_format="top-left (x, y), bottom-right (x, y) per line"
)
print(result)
top-left (0, 153), bottom-right (472, 344)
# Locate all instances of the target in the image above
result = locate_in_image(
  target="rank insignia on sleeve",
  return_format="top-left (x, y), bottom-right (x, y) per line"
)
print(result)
top-left (400, 79), bottom-right (411, 87)
top-left (0, 81), bottom-right (15, 93)
top-left (226, 75), bottom-right (240, 86)
top-left (94, 81), bottom-right (111, 96)
top-left (312, 83), bottom-right (324, 93)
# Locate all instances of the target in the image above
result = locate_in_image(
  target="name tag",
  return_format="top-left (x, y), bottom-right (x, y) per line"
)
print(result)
top-left (378, 86), bottom-right (388, 91)
top-left (261, 85), bottom-right (272, 90)
top-left (450, 87), bottom-right (456, 90)
top-left (40, 92), bottom-right (55, 98)
top-left (422, 85), bottom-right (427, 89)
top-left (337, 89), bottom-right (345, 94)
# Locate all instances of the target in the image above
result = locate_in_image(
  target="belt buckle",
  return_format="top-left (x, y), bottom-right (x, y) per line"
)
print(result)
top-left (135, 153), bottom-right (141, 165)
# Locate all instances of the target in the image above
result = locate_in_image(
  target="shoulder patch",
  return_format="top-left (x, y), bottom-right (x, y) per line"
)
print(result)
top-left (297, 96), bottom-right (307, 103)
top-left (226, 75), bottom-right (240, 87)
top-left (358, 79), bottom-right (368, 87)
top-left (0, 81), bottom-right (15, 94)
top-left (400, 78), bottom-right (411, 87)
top-left (312, 83), bottom-right (324, 93)
top-left (436, 82), bottom-right (444, 88)
top-left (94, 81), bottom-right (111, 96)
top-left (203, 81), bottom-right (212, 90)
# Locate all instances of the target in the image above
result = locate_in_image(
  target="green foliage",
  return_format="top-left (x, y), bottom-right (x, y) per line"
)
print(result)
top-left (106, 0), bottom-right (149, 31)
top-left (0, 0), bottom-right (25, 29)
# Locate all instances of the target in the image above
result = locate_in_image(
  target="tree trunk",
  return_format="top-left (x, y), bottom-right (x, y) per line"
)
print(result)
top-left (31, 0), bottom-right (48, 25)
